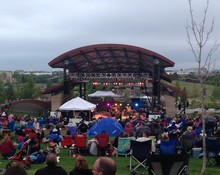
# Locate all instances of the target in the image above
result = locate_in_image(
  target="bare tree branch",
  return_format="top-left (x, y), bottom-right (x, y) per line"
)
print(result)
top-left (186, 0), bottom-right (219, 174)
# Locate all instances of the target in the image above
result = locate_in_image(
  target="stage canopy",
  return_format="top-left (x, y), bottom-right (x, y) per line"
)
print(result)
top-left (48, 44), bottom-right (175, 82)
top-left (88, 91), bottom-right (121, 98)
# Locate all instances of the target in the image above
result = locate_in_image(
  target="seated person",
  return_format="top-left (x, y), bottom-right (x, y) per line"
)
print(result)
top-left (47, 128), bottom-right (63, 143)
top-left (0, 135), bottom-right (16, 159)
top-left (69, 155), bottom-right (92, 175)
top-left (17, 135), bottom-right (26, 150)
top-left (95, 130), bottom-right (110, 156)
top-left (45, 140), bottom-right (60, 155)
top-left (61, 130), bottom-right (74, 148)
top-left (157, 132), bottom-right (170, 144)
top-left (112, 132), bottom-right (124, 149)
top-left (136, 130), bottom-right (156, 153)
top-left (30, 149), bottom-right (47, 164)
top-left (29, 134), bottom-right (41, 154)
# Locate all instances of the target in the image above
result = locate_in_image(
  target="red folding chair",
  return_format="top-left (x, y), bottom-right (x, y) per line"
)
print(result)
top-left (25, 128), bottom-right (33, 134)
top-left (74, 134), bottom-right (87, 154)
top-left (96, 133), bottom-right (109, 156)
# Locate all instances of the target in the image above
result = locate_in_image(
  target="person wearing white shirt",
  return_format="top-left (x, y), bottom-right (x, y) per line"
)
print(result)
top-left (136, 130), bottom-right (156, 153)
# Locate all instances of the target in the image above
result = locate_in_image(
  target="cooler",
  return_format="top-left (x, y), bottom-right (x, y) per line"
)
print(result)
top-left (192, 147), bottom-right (202, 158)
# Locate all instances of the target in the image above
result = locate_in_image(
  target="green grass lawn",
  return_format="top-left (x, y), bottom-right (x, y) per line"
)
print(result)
top-left (0, 148), bottom-right (219, 175)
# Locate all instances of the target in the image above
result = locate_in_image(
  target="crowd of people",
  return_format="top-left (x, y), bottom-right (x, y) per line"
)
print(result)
top-left (4, 154), bottom-right (116, 175)
top-left (0, 108), bottom-right (220, 174)
top-left (0, 110), bottom-right (118, 175)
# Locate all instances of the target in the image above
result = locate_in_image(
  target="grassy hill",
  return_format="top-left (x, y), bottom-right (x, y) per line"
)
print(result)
top-left (172, 80), bottom-right (215, 107)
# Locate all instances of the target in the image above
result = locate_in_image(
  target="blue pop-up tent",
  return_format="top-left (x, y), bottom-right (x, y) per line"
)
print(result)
top-left (87, 118), bottom-right (124, 137)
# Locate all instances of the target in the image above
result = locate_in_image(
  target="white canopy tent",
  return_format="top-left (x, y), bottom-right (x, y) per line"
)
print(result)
top-left (59, 97), bottom-right (96, 111)
top-left (88, 91), bottom-right (121, 98)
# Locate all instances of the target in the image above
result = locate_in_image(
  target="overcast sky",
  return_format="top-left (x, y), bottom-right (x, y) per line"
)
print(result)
top-left (0, 0), bottom-right (219, 72)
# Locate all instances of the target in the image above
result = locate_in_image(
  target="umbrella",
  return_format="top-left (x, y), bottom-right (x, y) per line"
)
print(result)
top-left (87, 118), bottom-right (124, 137)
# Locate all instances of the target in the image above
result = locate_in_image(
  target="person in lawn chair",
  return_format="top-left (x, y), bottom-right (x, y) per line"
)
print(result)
top-left (47, 128), bottom-right (63, 144)
top-left (0, 135), bottom-right (16, 159)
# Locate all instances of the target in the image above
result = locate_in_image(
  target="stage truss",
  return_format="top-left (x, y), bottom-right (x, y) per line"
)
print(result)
top-left (68, 72), bottom-right (149, 83)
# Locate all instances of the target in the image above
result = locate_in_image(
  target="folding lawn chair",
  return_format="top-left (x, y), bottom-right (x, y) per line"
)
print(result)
top-left (206, 137), bottom-right (220, 166)
top-left (6, 138), bottom-right (33, 169)
top-left (149, 153), bottom-right (189, 175)
top-left (96, 133), bottom-right (109, 156)
top-left (160, 139), bottom-right (176, 155)
top-left (179, 135), bottom-right (195, 154)
top-left (73, 133), bottom-right (87, 154)
top-left (115, 137), bottom-right (131, 157)
top-left (129, 140), bottom-right (152, 175)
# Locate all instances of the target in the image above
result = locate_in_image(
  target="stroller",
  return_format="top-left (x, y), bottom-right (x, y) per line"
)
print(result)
top-left (6, 138), bottom-right (33, 169)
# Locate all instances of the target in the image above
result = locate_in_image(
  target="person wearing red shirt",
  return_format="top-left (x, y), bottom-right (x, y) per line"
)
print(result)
top-left (0, 135), bottom-right (16, 159)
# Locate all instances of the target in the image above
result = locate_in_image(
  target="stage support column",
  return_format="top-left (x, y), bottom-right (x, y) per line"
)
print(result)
top-left (152, 58), bottom-right (161, 112)
top-left (63, 59), bottom-right (70, 102)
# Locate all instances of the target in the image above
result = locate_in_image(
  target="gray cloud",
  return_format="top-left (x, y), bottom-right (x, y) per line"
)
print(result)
top-left (0, 0), bottom-right (219, 71)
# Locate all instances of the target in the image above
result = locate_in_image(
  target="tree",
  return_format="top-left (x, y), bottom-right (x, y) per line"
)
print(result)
top-left (210, 86), bottom-right (220, 108)
top-left (17, 74), bottom-right (40, 99)
top-left (0, 80), bottom-right (7, 103)
top-left (186, 0), bottom-right (219, 174)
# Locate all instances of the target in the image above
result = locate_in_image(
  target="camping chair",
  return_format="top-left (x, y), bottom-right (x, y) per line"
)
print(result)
top-left (160, 139), bottom-right (176, 155)
top-left (149, 153), bottom-right (189, 175)
top-left (179, 135), bottom-right (195, 154)
top-left (73, 133), bottom-right (87, 154)
top-left (115, 137), bottom-right (131, 157)
top-left (96, 133), bottom-right (109, 156)
top-left (129, 140), bottom-right (152, 175)
top-left (206, 137), bottom-right (220, 166)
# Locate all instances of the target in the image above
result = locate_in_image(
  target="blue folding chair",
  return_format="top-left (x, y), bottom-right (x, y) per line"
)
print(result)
top-left (160, 139), bottom-right (176, 155)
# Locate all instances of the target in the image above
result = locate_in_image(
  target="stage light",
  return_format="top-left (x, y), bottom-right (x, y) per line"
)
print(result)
top-left (134, 102), bottom-right (139, 107)
top-left (106, 102), bottom-right (111, 107)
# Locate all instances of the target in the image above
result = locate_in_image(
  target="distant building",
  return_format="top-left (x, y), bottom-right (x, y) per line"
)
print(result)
top-left (20, 71), bottom-right (53, 76)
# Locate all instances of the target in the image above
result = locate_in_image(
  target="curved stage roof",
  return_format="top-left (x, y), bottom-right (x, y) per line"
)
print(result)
top-left (49, 44), bottom-right (175, 82)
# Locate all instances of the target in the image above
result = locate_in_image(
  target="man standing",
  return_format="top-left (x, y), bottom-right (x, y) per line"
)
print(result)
top-left (92, 157), bottom-right (116, 175)
top-left (34, 153), bottom-right (67, 175)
